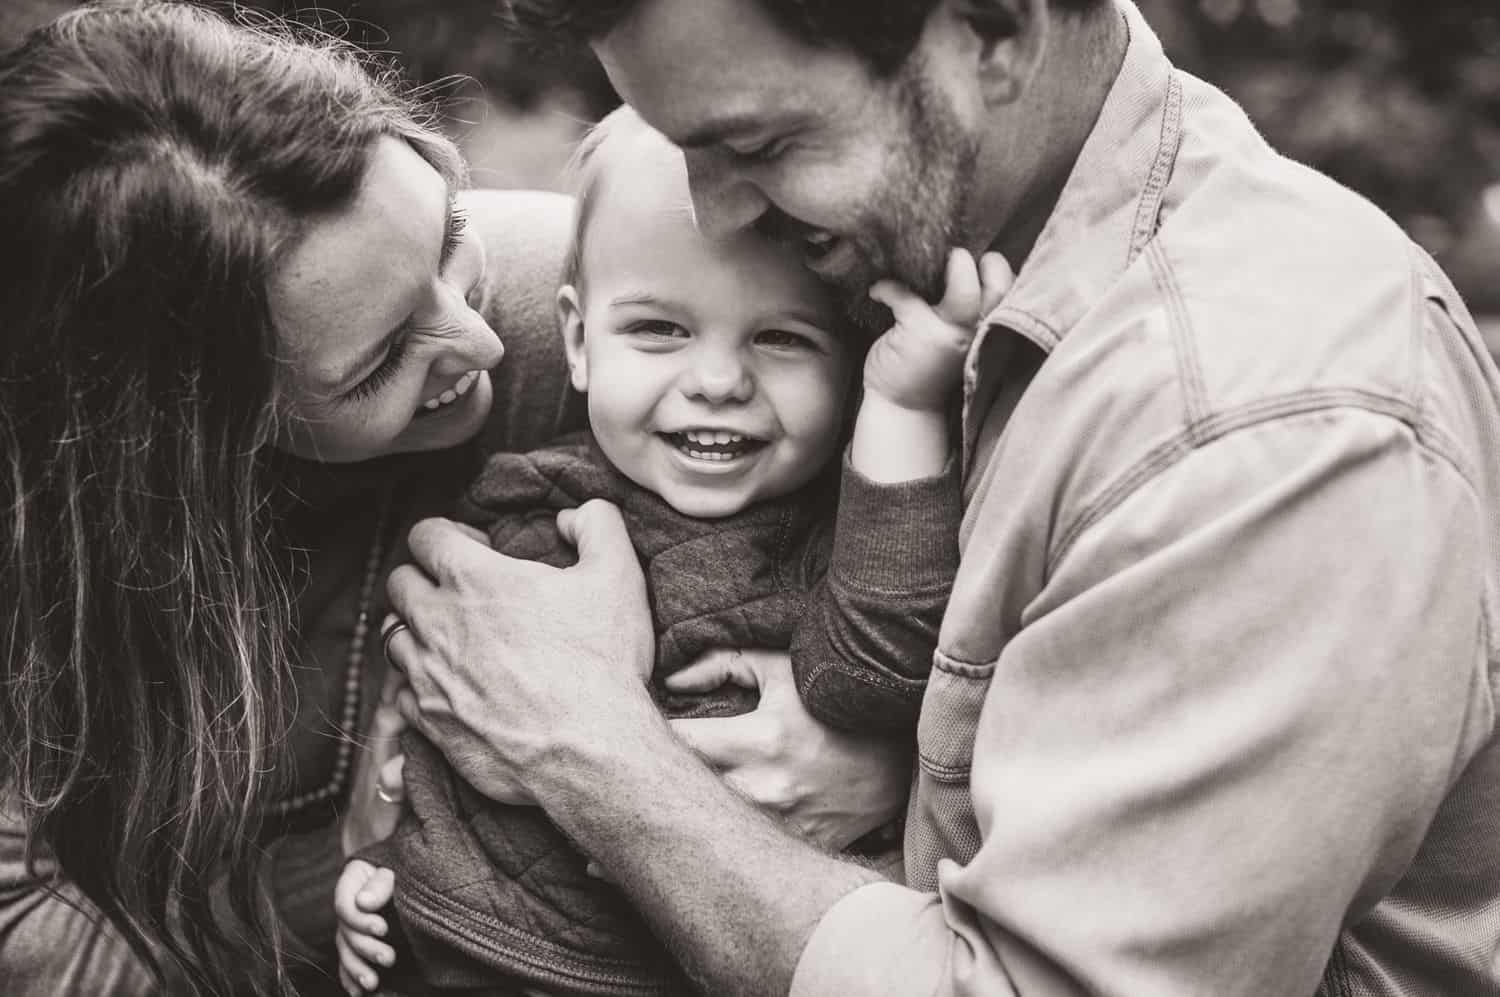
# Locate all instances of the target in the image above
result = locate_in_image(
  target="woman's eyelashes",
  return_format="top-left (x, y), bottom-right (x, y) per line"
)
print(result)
top-left (344, 334), bottom-right (409, 403)
top-left (443, 204), bottom-right (468, 264)
top-left (341, 201), bottom-right (472, 405)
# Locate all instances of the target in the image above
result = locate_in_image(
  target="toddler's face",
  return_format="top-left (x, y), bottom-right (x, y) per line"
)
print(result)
top-left (564, 139), bottom-right (851, 519)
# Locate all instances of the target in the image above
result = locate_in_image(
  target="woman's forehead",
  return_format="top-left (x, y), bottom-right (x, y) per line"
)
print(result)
top-left (269, 137), bottom-right (449, 393)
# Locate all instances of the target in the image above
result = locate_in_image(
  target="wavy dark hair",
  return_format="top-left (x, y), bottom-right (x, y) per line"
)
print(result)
top-left (501, 0), bottom-right (1109, 76)
top-left (0, 2), bottom-right (460, 992)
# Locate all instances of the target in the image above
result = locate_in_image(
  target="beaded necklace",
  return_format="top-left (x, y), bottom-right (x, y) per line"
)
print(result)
top-left (267, 490), bottom-right (394, 818)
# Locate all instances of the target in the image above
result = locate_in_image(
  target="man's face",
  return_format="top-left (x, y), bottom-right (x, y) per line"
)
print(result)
top-left (596, 0), bottom-right (981, 331)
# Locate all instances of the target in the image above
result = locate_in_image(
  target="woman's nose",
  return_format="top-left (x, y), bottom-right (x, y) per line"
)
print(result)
top-left (433, 281), bottom-right (504, 373)
top-left (682, 345), bottom-right (754, 405)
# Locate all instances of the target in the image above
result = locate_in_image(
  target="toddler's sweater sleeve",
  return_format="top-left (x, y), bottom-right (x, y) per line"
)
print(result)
top-left (791, 451), bottom-right (961, 734)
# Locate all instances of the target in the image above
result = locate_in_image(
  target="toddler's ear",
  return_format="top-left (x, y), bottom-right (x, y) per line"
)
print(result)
top-left (557, 285), bottom-right (589, 393)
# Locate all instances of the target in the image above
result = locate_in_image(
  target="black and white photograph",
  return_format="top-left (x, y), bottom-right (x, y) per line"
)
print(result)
top-left (1, 0), bottom-right (1497, 994)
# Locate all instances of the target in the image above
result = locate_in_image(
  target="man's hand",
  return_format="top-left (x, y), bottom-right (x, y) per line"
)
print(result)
top-left (384, 501), bottom-right (655, 804)
top-left (667, 649), bottom-right (912, 851)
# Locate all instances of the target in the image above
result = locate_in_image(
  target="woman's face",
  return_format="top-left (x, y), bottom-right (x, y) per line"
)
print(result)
top-left (269, 136), bottom-right (503, 463)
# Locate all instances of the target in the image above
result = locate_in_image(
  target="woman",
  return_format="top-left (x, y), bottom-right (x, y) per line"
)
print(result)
top-left (0, 2), bottom-right (582, 993)
top-left (0, 3), bottom-right (907, 994)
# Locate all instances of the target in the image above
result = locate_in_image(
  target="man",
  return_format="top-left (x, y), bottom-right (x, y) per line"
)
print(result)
top-left (384, 0), bottom-right (1500, 993)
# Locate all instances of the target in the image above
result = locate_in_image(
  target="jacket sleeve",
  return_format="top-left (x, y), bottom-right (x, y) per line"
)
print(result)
top-left (790, 410), bottom-right (1492, 996)
top-left (791, 451), bottom-right (962, 734)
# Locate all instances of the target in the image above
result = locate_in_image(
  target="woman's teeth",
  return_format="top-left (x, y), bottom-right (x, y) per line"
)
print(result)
top-left (420, 370), bottom-right (480, 412)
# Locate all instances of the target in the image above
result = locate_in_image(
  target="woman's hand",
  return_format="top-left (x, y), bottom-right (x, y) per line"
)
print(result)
top-left (340, 666), bottom-right (409, 857)
top-left (666, 649), bottom-right (913, 852)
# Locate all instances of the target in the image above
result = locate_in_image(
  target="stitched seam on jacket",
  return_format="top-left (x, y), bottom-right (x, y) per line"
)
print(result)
top-left (1127, 72), bottom-right (1184, 268)
top-left (1147, 239), bottom-right (1210, 431)
top-left (933, 648), bottom-right (997, 679)
top-left (397, 875), bottom-right (677, 995)
top-left (1049, 390), bottom-right (1437, 568)
top-left (800, 655), bottom-right (929, 693)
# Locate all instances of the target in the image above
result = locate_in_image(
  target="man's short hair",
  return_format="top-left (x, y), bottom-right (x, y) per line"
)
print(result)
top-left (502, 0), bottom-right (1108, 78)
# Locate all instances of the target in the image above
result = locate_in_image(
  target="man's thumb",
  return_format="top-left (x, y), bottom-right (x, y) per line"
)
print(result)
top-left (557, 499), bottom-right (634, 562)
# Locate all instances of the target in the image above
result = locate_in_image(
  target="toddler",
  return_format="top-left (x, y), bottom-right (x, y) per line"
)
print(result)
top-left (336, 105), bottom-right (1009, 997)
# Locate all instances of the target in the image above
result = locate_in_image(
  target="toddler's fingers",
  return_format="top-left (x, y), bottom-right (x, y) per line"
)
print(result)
top-left (335, 861), bottom-right (388, 937)
top-left (935, 248), bottom-right (981, 326)
top-left (357, 864), bottom-right (396, 912)
top-left (336, 930), bottom-right (382, 994)
top-left (345, 923), bottom-right (397, 971)
top-left (868, 279), bottom-right (935, 331)
top-left (978, 251), bottom-right (1016, 316)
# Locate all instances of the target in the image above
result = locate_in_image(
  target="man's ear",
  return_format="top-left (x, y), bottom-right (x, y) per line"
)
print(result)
top-left (953, 0), bottom-right (1050, 107)
top-left (557, 284), bottom-right (589, 393)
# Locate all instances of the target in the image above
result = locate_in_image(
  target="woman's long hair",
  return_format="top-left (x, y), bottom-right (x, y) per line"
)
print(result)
top-left (0, 2), bottom-right (461, 992)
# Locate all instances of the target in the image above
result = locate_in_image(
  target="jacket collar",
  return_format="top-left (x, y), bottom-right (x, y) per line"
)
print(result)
top-left (970, 0), bottom-right (1180, 360)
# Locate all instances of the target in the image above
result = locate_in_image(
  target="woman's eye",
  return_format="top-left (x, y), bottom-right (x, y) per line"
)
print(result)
top-left (756, 328), bottom-right (813, 350)
top-left (343, 334), bottom-right (409, 403)
top-left (627, 320), bottom-right (689, 340)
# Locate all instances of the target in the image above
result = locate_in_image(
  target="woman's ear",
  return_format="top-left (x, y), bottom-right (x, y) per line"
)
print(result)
top-left (953, 0), bottom-right (1050, 108)
top-left (557, 284), bottom-right (589, 393)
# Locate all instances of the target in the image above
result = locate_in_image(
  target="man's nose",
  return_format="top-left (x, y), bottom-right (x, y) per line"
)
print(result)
top-left (682, 344), bottom-right (754, 404)
top-left (684, 148), bottom-right (768, 240)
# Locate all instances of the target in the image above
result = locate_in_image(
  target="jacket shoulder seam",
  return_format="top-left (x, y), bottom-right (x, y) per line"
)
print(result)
top-left (1047, 390), bottom-right (1469, 570)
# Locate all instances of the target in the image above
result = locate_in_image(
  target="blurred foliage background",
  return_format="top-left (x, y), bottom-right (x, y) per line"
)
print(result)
top-left (4, 0), bottom-right (1497, 334)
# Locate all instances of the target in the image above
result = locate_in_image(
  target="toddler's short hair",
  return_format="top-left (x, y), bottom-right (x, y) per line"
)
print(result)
top-left (561, 104), bottom-right (665, 291)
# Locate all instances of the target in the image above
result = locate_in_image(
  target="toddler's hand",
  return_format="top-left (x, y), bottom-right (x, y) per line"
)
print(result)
top-left (863, 249), bottom-right (1014, 411)
top-left (335, 859), bottom-right (396, 996)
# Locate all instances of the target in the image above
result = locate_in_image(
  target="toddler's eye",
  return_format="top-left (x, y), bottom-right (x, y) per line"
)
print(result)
top-left (756, 329), bottom-right (813, 350)
top-left (627, 319), bottom-right (689, 340)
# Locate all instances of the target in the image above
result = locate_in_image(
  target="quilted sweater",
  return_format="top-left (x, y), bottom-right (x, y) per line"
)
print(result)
top-left (367, 432), bottom-right (960, 996)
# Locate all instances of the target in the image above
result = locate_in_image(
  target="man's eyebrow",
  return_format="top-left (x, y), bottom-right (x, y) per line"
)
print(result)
top-left (326, 179), bottom-right (456, 392)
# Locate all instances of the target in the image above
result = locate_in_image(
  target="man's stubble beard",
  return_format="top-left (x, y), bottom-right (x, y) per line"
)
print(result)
top-left (836, 60), bottom-right (980, 336)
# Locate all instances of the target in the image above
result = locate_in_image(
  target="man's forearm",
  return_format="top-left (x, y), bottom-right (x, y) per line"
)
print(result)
top-left (535, 691), bottom-right (882, 997)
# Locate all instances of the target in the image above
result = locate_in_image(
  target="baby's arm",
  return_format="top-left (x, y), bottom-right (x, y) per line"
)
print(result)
top-left (792, 250), bottom-right (1014, 733)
